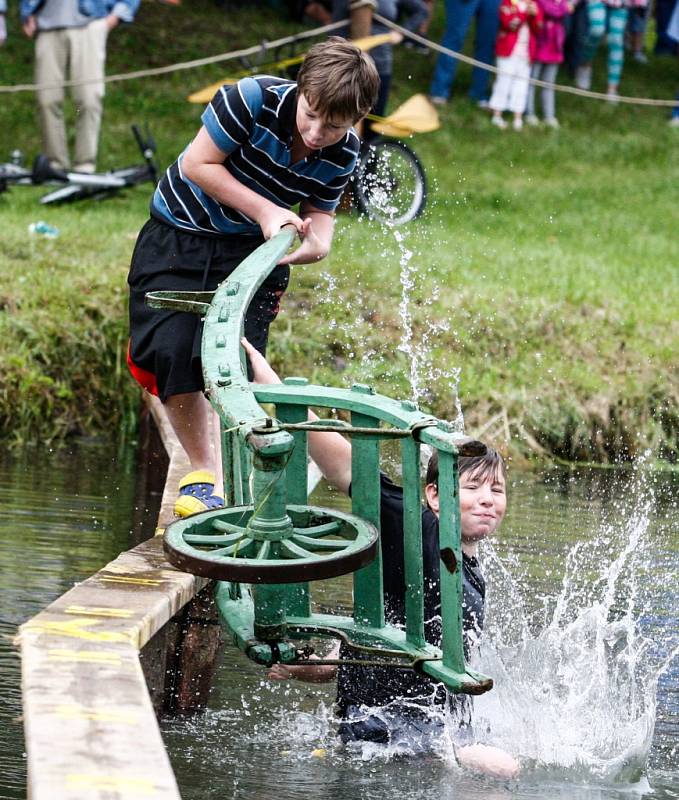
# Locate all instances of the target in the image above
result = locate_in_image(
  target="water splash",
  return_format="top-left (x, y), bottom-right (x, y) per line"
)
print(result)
top-left (474, 461), bottom-right (679, 783)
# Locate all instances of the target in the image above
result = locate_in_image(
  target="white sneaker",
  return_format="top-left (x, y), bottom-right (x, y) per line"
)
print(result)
top-left (512, 117), bottom-right (523, 131)
top-left (606, 89), bottom-right (619, 104)
top-left (491, 115), bottom-right (507, 129)
top-left (633, 50), bottom-right (648, 63)
top-left (669, 116), bottom-right (679, 128)
top-left (544, 117), bottom-right (560, 128)
top-left (477, 99), bottom-right (490, 109)
top-left (525, 114), bottom-right (540, 126)
top-left (429, 95), bottom-right (448, 106)
top-left (575, 65), bottom-right (592, 90)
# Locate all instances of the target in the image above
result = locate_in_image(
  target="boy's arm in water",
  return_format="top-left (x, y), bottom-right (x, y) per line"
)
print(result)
top-left (268, 641), bottom-right (340, 683)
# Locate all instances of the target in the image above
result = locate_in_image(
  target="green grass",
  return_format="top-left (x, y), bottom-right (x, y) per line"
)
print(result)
top-left (0, 0), bottom-right (677, 463)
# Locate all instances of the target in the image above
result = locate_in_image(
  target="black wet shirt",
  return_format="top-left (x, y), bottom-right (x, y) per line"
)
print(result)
top-left (336, 474), bottom-right (486, 715)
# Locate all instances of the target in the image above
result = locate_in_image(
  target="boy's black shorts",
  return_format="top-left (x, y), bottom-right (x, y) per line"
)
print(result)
top-left (127, 216), bottom-right (289, 402)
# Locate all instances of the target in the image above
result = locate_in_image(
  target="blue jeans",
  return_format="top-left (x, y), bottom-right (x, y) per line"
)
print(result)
top-left (429, 0), bottom-right (501, 101)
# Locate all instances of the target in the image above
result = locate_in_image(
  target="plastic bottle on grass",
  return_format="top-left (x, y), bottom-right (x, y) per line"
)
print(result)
top-left (28, 221), bottom-right (59, 238)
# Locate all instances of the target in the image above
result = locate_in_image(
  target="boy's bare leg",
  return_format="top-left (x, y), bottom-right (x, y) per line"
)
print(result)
top-left (164, 391), bottom-right (216, 476)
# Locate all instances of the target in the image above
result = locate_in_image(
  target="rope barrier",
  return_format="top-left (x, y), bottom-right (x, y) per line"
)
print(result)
top-left (374, 11), bottom-right (678, 107)
top-left (0, 12), bottom-right (674, 107)
top-left (0, 18), bottom-right (348, 94)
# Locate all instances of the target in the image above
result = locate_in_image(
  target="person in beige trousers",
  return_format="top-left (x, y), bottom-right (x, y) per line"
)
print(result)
top-left (20, 0), bottom-right (139, 172)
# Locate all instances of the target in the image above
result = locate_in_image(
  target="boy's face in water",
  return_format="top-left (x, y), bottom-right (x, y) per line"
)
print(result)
top-left (426, 468), bottom-right (507, 549)
top-left (295, 93), bottom-right (355, 151)
top-left (458, 468), bottom-right (507, 546)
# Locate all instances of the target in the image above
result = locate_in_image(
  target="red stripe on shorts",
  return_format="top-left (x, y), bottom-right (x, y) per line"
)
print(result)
top-left (126, 340), bottom-right (159, 396)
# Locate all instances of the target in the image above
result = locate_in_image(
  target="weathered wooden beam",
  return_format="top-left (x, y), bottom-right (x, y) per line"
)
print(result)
top-left (19, 535), bottom-right (207, 800)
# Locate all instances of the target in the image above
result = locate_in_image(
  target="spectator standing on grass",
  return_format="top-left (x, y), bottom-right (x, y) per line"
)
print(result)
top-left (488, 0), bottom-right (543, 130)
top-left (574, 0), bottom-right (631, 102)
top-left (428, 0), bottom-right (502, 107)
top-left (563, 0), bottom-right (589, 75)
top-left (526, 0), bottom-right (572, 127)
top-left (667, 0), bottom-right (679, 125)
top-left (654, 0), bottom-right (678, 55)
top-left (625, 0), bottom-right (649, 62)
top-left (20, 0), bottom-right (139, 173)
top-left (332, 0), bottom-right (425, 137)
top-left (0, 0), bottom-right (7, 45)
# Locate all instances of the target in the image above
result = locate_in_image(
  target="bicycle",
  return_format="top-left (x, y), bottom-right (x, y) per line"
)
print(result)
top-left (0, 125), bottom-right (158, 206)
top-left (350, 135), bottom-right (427, 226)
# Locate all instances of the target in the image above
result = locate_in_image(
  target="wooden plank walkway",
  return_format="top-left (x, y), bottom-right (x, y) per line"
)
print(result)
top-left (18, 396), bottom-right (200, 800)
top-left (19, 393), bottom-right (323, 799)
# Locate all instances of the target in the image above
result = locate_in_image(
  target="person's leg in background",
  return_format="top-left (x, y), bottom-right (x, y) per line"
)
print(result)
top-left (35, 28), bottom-right (70, 169)
top-left (469, 0), bottom-right (501, 102)
top-left (70, 18), bottom-right (108, 172)
top-left (429, 0), bottom-right (481, 101)
top-left (540, 62), bottom-right (559, 122)
top-left (655, 0), bottom-right (679, 55)
top-left (525, 62), bottom-right (542, 121)
top-left (670, 91), bottom-right (679, 125)
top-left (605, 5), bottom-right (629, 97)
top-left (564, 0), bottom-right (590, 75)
top-left (576, 0), bottom-right (606, 88)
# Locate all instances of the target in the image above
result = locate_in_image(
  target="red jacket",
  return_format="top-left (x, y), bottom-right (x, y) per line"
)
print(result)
top-left (495, 0), bottom-right (544, 60)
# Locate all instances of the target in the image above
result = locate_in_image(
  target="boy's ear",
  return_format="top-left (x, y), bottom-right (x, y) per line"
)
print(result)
top-left (424, 483), bottom-right (439, 514)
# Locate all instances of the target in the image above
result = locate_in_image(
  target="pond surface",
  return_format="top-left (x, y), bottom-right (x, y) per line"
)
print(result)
top-left (0, 445), bottom-right (676, 800)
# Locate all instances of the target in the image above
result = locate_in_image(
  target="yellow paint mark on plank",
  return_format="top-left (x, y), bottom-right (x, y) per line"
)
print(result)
top-left (66, 774), bottom-right (156, 794)
top-left (65, 605), bottom-right (135, 619)
top-left (155, 527), bottom-right (166, 537)
top-left (54, 704), bottom-right (139, 725)
top-left (100, 574), bottom-right (164, 587)
top-left (47, 648), bottom-right (123, 665)
top-left (23, 618), bottom-right (135, 644)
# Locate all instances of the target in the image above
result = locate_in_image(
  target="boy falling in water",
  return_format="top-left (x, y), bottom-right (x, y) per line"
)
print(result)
top-left (243, 340), bottom-right (519, 779)
top-left (127, 38), bottom-right (380, 516)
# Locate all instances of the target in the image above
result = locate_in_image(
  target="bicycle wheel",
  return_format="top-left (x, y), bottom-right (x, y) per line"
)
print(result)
top-left (352, 138), bottom-right (427, 226)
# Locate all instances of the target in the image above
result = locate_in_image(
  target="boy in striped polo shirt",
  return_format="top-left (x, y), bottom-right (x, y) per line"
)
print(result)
top-left (127, 37), bottom-right (380, 517)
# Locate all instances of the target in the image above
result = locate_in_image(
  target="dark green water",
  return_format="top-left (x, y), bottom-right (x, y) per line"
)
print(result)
top-left (0, 444), bottom-right (677, 799)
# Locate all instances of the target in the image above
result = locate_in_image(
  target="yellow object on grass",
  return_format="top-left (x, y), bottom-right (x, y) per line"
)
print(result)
top-left (369, 93), bottom-right (441, 137)
top-left (187, 33), bottom-right (397, 105)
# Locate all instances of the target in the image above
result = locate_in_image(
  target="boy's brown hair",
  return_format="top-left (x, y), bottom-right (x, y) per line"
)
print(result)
top-left (425, 447), bottom-right (507, 490)
top-left (297, 36), bottom-right (380, 122)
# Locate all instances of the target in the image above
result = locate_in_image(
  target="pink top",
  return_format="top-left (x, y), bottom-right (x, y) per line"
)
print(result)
top-left (534, 0), bottom-right (569, 62)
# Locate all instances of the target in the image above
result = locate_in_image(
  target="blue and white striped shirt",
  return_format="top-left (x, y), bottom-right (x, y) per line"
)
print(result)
top-left (152, 76), bottom-right (361, 236)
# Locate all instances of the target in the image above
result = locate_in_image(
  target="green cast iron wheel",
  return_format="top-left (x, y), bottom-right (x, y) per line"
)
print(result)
top-left (164, 504), bottom-right (378, 583)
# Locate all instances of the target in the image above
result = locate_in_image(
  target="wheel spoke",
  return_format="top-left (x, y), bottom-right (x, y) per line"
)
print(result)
top-left (184, 531), bottom-right (244, 545)
top-left (292, 521), bottom-right (343, 537)
top-left (213, 518), bottom-right (250, 535)
top-left (292, 534), bottom-right (350, 552)
top-left (280, 539), bottom-right (316, 559)
top-left (217, 537), bottom-right (254, 557)
top-left (256, 540), bottom-right (271, 560)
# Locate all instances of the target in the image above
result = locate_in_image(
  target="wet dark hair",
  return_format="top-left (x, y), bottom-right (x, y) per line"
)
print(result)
top-left (425, 446), bottom-right (507, 489)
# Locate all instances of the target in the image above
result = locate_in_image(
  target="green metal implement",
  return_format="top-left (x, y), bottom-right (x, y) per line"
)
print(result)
top-left (154, 227), bottom-right (493, 694)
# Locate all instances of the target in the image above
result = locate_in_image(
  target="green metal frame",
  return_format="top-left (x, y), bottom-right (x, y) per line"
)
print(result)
top-left (152, 227), bottom-right (493, 695)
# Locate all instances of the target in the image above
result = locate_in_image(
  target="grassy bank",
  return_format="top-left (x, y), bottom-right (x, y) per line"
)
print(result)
top-left (0, 1), bottom-right (677, 463)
